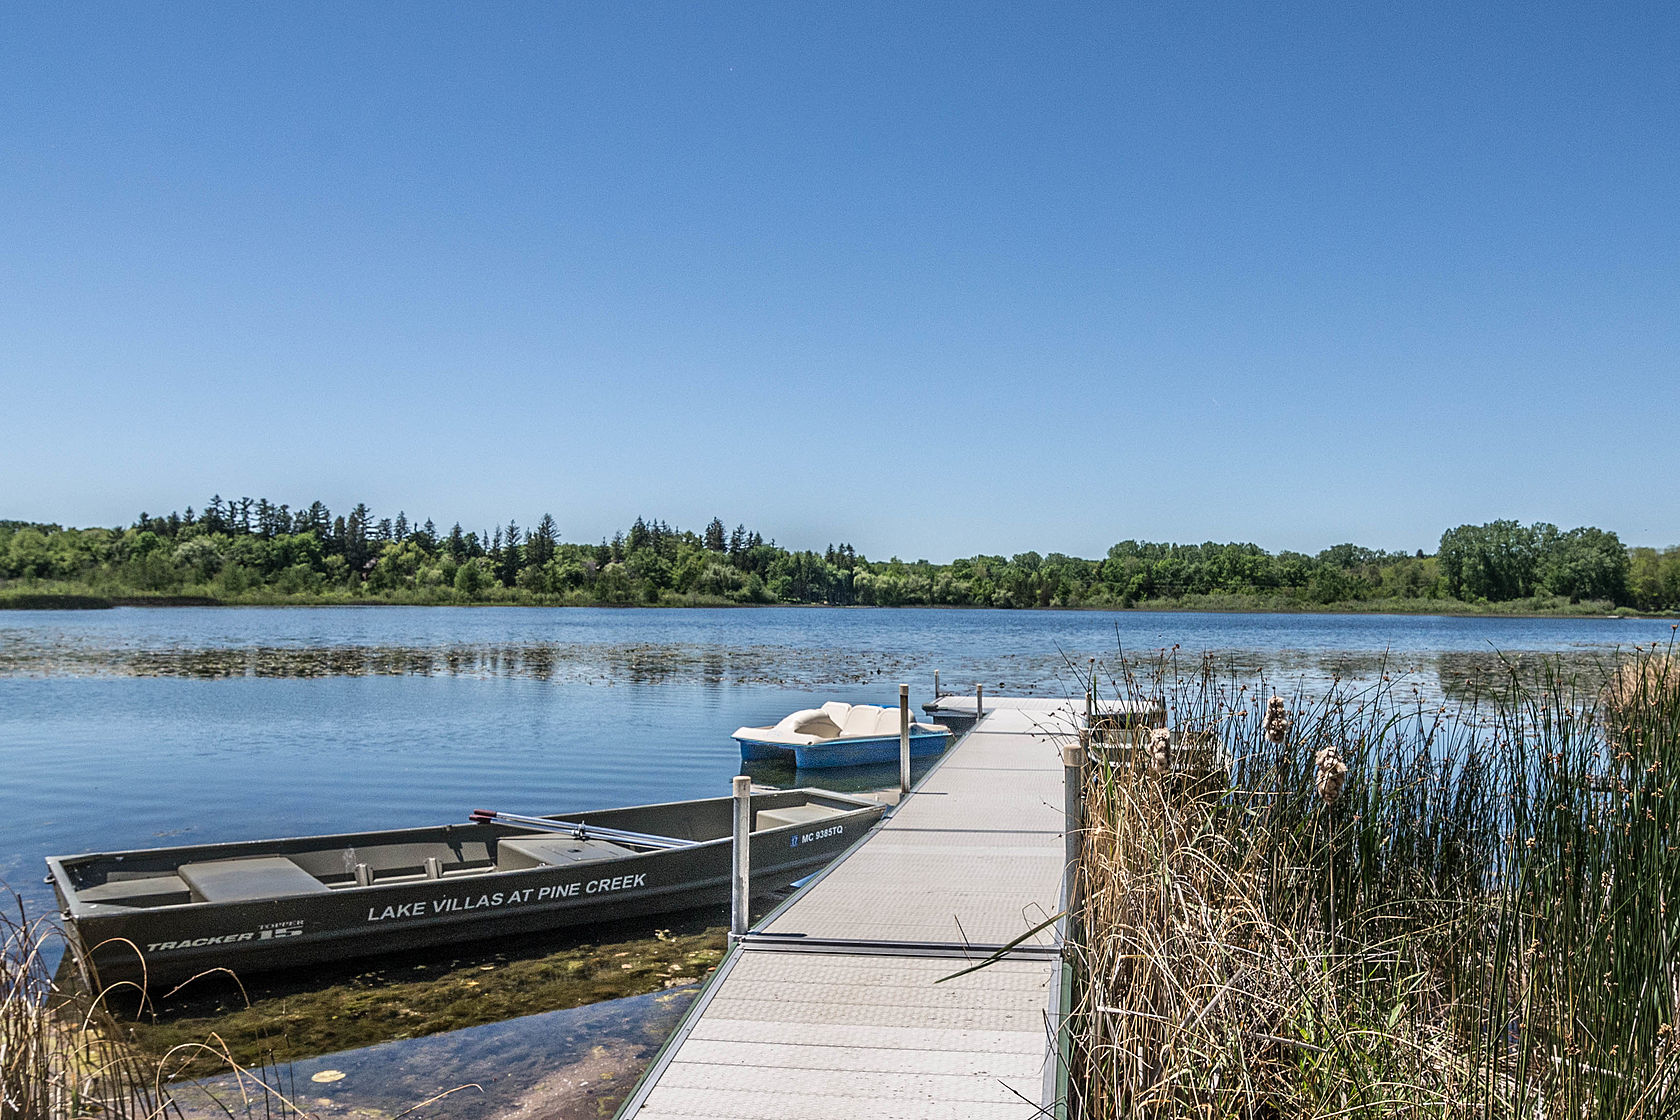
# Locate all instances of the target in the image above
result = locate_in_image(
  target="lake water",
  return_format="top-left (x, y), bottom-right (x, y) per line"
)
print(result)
top-left (1, 605), bottom-right (1671, 1115)
top-left (1, 605), bottom-right (1671, 920)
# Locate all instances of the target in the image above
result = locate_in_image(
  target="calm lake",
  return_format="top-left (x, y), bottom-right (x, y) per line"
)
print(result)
top-left (1, 605), bottom-right (1671, 920)
top-left (1, 605), bottom-right (1671, 1115)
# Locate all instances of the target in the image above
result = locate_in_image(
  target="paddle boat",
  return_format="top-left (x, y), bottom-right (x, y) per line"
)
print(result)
top-left (47, 789), bottom-right (884, 990)
top-left (733, 702), bottom-right (952, 769)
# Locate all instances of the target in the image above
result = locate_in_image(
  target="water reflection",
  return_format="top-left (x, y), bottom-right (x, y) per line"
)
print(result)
top-left (0, 634), bottom-right (1635, 706)
top-left (0, 637), bottom-right (944, 689)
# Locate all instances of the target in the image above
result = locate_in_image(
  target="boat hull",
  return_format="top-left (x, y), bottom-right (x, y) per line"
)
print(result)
top-left (734, 729), bottom-right (951, 769)
top-left (48, 792), bottom-right (883, 989)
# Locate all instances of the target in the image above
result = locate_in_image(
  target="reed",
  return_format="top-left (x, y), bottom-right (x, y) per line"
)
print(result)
top-left (1, 898), bottom-right (178, 1120)
top-left (1067, 641), bottom-right (1680, 1117)
top-left (2, 898), bottom-right (334, 1120)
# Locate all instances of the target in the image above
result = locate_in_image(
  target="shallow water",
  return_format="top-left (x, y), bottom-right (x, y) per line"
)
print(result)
top-left (170, 985), bottom-right (699, 1120)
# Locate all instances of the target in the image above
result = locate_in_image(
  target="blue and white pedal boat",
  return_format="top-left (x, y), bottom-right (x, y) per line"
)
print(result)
top-left (734, 702), bottom-right (952, 769)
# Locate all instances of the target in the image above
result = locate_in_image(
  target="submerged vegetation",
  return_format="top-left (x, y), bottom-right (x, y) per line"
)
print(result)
top-left (1068, 640), bottom-right (1680, 1116)
top-left (2, 896), bottom-right (731, 1118)
top-left (3, 500), bottom-right (1677, 612)
top-left (121, 914), bottom-right (726, 1078)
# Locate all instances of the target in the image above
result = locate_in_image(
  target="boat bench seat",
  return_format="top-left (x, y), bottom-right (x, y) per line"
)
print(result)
top-left (755, 803), bottom-right (846, 831)
top-left (77, 874), bottom-right (193, 907)
top-left (179, 857), bottom-right (331, 903)
top-left (496, 836), bottom-right (635, 872)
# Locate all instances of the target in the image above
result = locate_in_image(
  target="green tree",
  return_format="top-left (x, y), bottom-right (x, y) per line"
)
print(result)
top-left (453, 557), bottom-right (492, 598)
top-left (528, 514), bottom-right (558, 569)
top-left (498, 521), bottom-right (522, 586)
top-left (1438, 521), bottom-right (1543, 601)
top-left (1537, 526), bottom-right (1629, 603)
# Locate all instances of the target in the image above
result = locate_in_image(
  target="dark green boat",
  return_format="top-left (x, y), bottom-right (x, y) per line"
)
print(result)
top-left (47, 788), bottom-right (883, 990)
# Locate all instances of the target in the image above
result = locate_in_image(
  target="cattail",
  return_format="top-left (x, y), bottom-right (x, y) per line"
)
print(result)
top-left (1315, 745), bottom-right (1348, 804)
top-left (1264, 695), bottom-right (1291, 743)
top-left (1149, 727), bottom-right (1172, 774)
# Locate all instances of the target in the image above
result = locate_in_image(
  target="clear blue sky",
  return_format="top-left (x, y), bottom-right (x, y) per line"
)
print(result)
top-left (3, 3), bottom-right (1676, 561)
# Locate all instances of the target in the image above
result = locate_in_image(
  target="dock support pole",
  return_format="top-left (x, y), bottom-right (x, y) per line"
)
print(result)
top-left (933, 669), bottom-right (940, 698)
top-left (899, 684), bottom-right (912, 797)
top-left (1063, 734), bottom-right (1087, 919)
top-left (730, 774), bottom-right (751, 944)
top-left (976, 682), bottom-right (984, 721)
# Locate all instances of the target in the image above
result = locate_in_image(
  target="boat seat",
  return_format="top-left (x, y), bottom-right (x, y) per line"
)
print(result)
top-left (838, 706), bottom-right (901, 737)
top-left (77, 874), bottom-right (193, 907)
top-left (178, 857), bottom-right (331, 903)
top-left (755, 803), bottom-right (846, 831)
top-left (496, 836), bottom-right (635, 872)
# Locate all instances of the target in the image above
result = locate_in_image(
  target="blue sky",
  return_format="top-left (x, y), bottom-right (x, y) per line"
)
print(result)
top-left (3, 3), bottom-right (1676, 561)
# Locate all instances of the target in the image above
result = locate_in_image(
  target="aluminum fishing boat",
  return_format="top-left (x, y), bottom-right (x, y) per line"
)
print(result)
top-left (47, 788), bottom-right (883, 989)
top-left (733, 702), bottom-right (951, 769)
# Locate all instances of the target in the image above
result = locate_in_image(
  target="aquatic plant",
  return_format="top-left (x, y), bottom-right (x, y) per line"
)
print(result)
top-left (1065, 642), bottom-right (1680, 1117)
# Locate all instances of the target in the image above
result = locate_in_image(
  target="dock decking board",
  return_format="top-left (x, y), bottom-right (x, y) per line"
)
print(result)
top-left (619, 698), bottom-right (1078, 1119)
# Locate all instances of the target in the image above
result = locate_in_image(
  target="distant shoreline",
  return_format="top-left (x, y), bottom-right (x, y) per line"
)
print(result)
top-left (1, 590), bottom-right (1671, 621)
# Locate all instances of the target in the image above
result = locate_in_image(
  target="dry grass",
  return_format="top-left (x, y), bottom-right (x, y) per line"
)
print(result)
top-left (2, 899), bottom-right (375, 1120)
top-left (1067, 642), bottom-right (1680, 1118)
top-left (1, 900), bottom-right (178, 1120)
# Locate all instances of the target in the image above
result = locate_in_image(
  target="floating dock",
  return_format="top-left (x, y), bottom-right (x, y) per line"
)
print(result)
top-left (617, 697), bottom-right (1082, 1119)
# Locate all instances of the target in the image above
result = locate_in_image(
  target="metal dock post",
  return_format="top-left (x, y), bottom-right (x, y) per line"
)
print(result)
top-left (730, 774), bottom-right (750, 944)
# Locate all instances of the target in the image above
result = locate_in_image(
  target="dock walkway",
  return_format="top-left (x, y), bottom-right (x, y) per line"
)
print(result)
top-left (617, 697), bottom-right (1082, 1120)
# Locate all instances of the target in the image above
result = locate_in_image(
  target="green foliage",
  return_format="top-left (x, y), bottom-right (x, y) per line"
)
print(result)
top-left (1, 503), bottom-right (1674, 611)
top-left (1438, 520), bottom-right (1631, 603)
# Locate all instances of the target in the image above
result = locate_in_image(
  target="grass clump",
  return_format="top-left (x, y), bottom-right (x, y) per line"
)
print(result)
top-left (1067, 640), bottom-right (1680, 1117)
top-left (2, 898), bottom-right (180, 1119)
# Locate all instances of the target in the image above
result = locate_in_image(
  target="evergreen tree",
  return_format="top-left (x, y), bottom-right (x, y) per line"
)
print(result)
top-left (204, 496), bottom-right (227, 534)
top-left (705, 517), bottom-right (726, 552)
top-left (299, 502), bottom-right (330, 537)
top-left (345, 504), bottom-right (372, 569)
top-left (529, 514), bottom-right (558, 568)
top-left (446, 523), bottom-right (466, 561)
top-left (394, 512), bottom-right (409, 540)
top-left (500, 520), bottom-right (522, 585)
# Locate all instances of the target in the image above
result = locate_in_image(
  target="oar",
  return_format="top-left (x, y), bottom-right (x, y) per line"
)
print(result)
top-left (469, 809), bottom-right (691, 851)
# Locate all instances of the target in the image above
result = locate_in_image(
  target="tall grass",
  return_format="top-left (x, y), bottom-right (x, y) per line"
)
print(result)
top-left (2, 900), bottom-right (335, 1120)
top-left (1, 900), bottom-right (177, 1120)
top-left (1068, 641), bottom-right (1680, 1117)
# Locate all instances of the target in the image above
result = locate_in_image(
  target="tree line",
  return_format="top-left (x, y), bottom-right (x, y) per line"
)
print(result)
top-left (1, 497), bottom-right (1677, 613)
